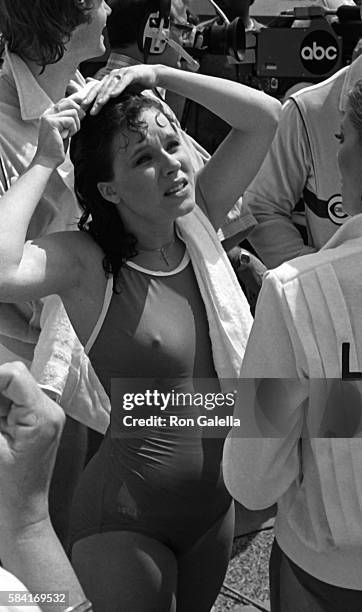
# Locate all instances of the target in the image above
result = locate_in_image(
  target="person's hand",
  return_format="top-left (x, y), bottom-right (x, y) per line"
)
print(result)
top-left (34, 97), bottom-right (86, 169)
top-left (82, 64), bottom-right (163, 116)
top-left (229, 247), bottom-right (266, 317)
top-left (0, 362), bottom-right (65, 530)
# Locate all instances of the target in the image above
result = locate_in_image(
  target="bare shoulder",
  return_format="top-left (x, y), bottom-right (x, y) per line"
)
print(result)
top-left (31, 229), bottom-right (104, 272)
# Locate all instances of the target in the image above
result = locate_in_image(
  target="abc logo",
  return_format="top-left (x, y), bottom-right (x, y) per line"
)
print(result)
top-left (300, 31), bottom-right (339, 76)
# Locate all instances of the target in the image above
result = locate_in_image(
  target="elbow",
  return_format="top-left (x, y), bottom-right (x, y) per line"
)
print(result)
top-left (223, 437), bottom-right (281, 510)
top-left (224, 470), bottom-right (277, 510)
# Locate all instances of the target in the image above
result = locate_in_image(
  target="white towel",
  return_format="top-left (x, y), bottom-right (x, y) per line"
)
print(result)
top-left (31, 206), bottom-right (252, 431)
top-left (31, 295), bottom-right (110, 433)
top-left (177, 205), bottom-right (253, 381)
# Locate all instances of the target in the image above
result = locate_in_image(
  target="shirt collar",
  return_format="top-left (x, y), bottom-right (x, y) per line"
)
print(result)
top-left (3, 47), bottom-right (86, 121)
top-left (339, 55), bottom-right (362, 112)
top-left (106, 52), bottom-right (140, 70)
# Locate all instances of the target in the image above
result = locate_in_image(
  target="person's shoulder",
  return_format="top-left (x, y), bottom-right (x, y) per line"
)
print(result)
top-left (290, 64), bottom-right (350, 110)
top-left (35, 229), bottom-right (104, 271)
top-left (54, 228), bottom-right (102, 252)
top-left (267, 238), bottom-right (362, 288)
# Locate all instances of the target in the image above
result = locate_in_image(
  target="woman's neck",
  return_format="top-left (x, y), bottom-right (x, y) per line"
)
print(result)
top-left (133, 235), bottom-right (185, 272)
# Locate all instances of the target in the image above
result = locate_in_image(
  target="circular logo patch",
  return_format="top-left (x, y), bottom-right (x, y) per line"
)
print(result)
top-left (300, 30), bottom-right (339, 76)
top-left (327, 195), bottom-right (349, 225)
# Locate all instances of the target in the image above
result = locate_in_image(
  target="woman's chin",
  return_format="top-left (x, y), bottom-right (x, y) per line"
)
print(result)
top-left (176, 199), bottom-right (195, 218)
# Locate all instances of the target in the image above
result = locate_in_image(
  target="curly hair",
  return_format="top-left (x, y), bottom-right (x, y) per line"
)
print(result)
top-left (0, 0), bottom-right (94, 68)
top-left (348, 79), bottom-right (362, 141)
top-left (70, 92), bottom-right (176, 290)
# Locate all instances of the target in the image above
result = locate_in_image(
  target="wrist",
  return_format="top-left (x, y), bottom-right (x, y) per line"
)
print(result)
top-left (0, 508), bottom-right (50, 543)
top-left (155, 64), bottom-right (172, 90)
top-left (31, 154), bottom-right (61, 172)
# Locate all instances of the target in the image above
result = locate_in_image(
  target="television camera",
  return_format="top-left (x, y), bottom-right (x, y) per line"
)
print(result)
top-left (179, 3), bottom-right (362, 98)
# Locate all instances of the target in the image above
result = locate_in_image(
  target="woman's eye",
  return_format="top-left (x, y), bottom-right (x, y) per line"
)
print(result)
top-left (134, 154), bottom-right (151, 166)
top-left (334, 132), bottom-right (344, 143)
top-left (166, 140), bottom-right (180, 152)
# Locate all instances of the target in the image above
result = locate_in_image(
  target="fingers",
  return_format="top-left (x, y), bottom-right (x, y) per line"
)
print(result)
top-left (43, 100), bottom-right (85, 140)
top-left (0, 362), bottom-right (44, 409)
top-left (0, 391), bottom-right (11, 419)
top-left (72, 65), bottom-right (153, 117)
top-left (68, 79), bottom-right (103, 110)
top-left (0, 362), bottom-right (64, 433)
top-left (88, 70), bottom-right (132, 116)
top-left (57, 110), bottom-right (82, 139)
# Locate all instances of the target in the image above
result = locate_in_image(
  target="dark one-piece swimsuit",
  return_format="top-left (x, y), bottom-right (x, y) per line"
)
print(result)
top-left (70, 250), bottom-right (232, 555)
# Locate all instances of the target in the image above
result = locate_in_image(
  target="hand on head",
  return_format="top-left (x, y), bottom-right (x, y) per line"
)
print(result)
top-left (0, 362), bottom-right (65, 530)
top-left (35, 97), bottom-right (87, 168)
top-left (80, 64), bottom-right (161, 116)
top-left (35, 64), bottom-right (160, 167)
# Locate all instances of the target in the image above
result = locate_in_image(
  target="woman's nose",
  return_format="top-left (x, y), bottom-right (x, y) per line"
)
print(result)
top-left (162, 152), bottom-right (181, 175)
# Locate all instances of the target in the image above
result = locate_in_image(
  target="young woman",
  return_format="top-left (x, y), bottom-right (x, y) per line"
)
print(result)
top-left (0, 64), bottom-right (280, 611)
top-left (224, 79), bottom-right (362, 612)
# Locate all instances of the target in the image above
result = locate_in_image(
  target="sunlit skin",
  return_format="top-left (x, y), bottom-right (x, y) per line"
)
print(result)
top-left (98, 107), bottom-right (196, 243)
top-left (68, 0), bottom-right (112, 62)
top-left (337, 108), bottom-right (362, 217)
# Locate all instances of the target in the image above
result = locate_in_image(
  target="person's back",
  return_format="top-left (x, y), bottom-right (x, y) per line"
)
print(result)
top-left (224, 78), bottom-right (362, 610)
top-left (243, 54), bottom-right (362, 268)
top-left (223, 223), bottom-right (362, 611)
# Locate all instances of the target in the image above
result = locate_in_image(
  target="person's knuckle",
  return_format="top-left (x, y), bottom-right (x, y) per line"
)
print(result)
top-left (40, 400), bottom-right (64, 435)
top-left (10, 361), bottom-right (28, 380)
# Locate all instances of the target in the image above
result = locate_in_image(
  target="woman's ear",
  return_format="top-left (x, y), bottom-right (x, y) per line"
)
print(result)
top-left (97, 181), bottom-right (120, 204)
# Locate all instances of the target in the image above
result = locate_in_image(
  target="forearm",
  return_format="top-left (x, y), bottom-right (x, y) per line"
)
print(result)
top-left (0, 161), bottom-right (53, 268)
top-left (0, 519), bottom-right (86, 612)
top-left (155, 65), bottom-right (281, 133)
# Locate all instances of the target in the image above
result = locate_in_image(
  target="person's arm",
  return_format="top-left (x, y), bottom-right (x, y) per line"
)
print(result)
top-left (0, 100), bottom-right (86, 303)
top-left (223, 272), bottom-right (308, 509)
top-left (83, 64), bottom-right (281, 230)
top-left (0, 362), bottom-right (89, 612)
top-left (243, 99), bottom-right (317, 268)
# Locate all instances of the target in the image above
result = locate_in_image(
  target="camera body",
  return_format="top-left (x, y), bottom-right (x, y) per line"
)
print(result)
top-left (185, 4), bottom-right (362, 98)
top-left (241, 10), bottom-right (345, 97)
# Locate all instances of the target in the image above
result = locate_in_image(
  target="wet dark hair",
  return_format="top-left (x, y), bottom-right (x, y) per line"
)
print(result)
top-left (70, 92), bottom-right (176, 289)
top-left (0, 0), bottom-right (94, 69)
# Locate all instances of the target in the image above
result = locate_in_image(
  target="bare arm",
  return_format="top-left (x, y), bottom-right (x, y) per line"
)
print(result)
top-left (155, 68), bottom-right (281, 230)
top-left (0, 100), bottom-right (85, 302)
top-left (0, 363), bottom-right (88, 611)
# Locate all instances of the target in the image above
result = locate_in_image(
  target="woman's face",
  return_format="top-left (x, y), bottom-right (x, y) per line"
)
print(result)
top-left (99, 107), bottom-right (196, 231)
top-left (337, 108), bottom-right (362, 217)
top-left (69, 0), bottom-right (112, 62)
